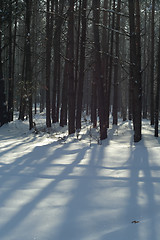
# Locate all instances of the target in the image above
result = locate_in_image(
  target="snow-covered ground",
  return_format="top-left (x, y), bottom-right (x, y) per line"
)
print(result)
top-left (0, 114), bottom-right (160, 240)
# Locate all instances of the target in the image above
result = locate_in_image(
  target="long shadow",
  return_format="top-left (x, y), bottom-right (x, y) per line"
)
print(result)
top-left (0, 138), bottom-right (89, 238)
top-left (123, 142), bottom-right (158, 240)
top-left (1, 122), bottom-right (159, 239)
top-left (0, 141), bottom-right (59, 207)
top-left (0, 132), bottom-right (41, 157)
top-left (54, 143), bottom-right (105, 240)
top-left (0, 141), bottom-right (30, 157)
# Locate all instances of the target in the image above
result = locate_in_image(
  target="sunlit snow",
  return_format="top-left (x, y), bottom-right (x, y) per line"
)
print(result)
top-left (0, 114), bottom-right (160, 240)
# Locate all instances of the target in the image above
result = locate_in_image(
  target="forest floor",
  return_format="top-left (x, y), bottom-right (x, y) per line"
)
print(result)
top-left (0, 113), bottom-right (160, 240)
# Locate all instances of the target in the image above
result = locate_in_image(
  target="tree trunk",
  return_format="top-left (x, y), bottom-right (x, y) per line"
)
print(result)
top-left (128, 0), bottom-right (142, 142)
top-left (106, 0), bottom-right (115, 128)
top-left (8, 0), bottom-right (14, 122)
top-left (0, 0), bottom-right (8, 126)
top-left (142, 1), bottom-right (148, 119)
top-left (25, 0), bottom-right (33, 130)
top-left (91, 69), bottom-right (97, 128)
top-left (11, 0), bottom-right (18, 119)
top-left (45, 0), bottom-right (54, 128)
top-left (68, 0), bottom-right (75, 135)
top-left (150, 0), bottom-right (155, 125)
top-left (60, 56), bottom-right (68, 127)
top-left (93, 0), bottom-right (107, 140)
top-left (113, 0), bottom-right (121, 125)
top-left (18, 52), bottom-right (27, 121)
top-left (154, 26), bottom-right (160, 137)
top-left (102, 0), bottom-right (109, 126)
top-left (120, 15), bottom-right (127, 122)
top-left (74, 0), bottom-right (82, 96)
top-left (52, 0), bottom-right (64, 123)
top-left (76, 0), bottom-right (87, 130)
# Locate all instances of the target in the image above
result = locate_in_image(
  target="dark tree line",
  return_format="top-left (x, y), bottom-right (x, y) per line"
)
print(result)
top-left (1, 0), bottom-right (160, 142)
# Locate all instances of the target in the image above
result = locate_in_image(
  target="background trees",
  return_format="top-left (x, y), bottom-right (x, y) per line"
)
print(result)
top-left (1, 0), bottom-right (160, 141)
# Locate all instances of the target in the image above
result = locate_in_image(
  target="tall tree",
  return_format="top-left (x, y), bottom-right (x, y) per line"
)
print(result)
top-left (74, 0), bottom-right (82, 97)
top-left (25, 0), bottom-right (33, 130)
top-left (8, 0), bottom-right (14, 122)
top-left (142, 0), bottom-right (148, 119)
top-left (68, 0), bottom-right (75, 135)
top-left (106, 0), bottom-right (115, 127)
top-left (128, 0), bottom-right (142, 142)
top-left (150, 0), bottom-right (155, 125)
top-left (45, 0), bottom-right (54, 128)
top-left (76, 0), bottom-right (88, 130)
top-left (155, 25), bottom-right (160, 137)
top-left (112, 0), bottom-right (121, 125)
top-left (101, 0), bottom-right (109, 126)
top-left (0, 0), bottom-right (8, 126)
top-left (52, 0), bottom-right (64, 123)
top-left (93, 0), bottom-right (107, 140)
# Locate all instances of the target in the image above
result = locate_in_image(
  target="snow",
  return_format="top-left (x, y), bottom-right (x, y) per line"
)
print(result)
top-left (0, 115), bottom-right (160, 240)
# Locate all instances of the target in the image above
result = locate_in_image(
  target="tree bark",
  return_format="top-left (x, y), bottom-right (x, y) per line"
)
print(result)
top-left (113, 0), bottom-right (121, 125)
top-left (93, 0), bottom-right (107, 140)
top-left (128, 0), bottom-right (142, 142)
top-left (25, 0), bottom-right (33, 130)
top-left (106, 0), bottom-right (115, 128)
top-left (102, 0), bottom-right (109, 126)
top-left (76, 0), bottom-right (88, 130)
top-left (150, 0), bottom-right (155, 125)
top-left (0, 0), bottom-right (8, 126)
top-left (8, 0), bottom-right (14, 122)
top-left (74, 0), bottom-right (82, 97)
top-left (91, 69), bottom-right (97, 128)
top-left (45, 0), bottom-right (54, 128)
top-left (67, 0), bottom-right (75, 135)
top-left (60, 60), bottom-right (68, 127)
top-left (52, 0), bottom-right (64, 123)
top-left (155, 26), bottom-right (160, 137)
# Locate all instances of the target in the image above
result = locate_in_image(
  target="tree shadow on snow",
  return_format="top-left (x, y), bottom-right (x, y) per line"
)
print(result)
top-left (0, 138), bottom-right (90, 239)
top-left (98, 140), bottom-right (160, 240)
top-left (54, 143), bottom-right (106, 240)
top-left (122, 142), bottom-right (158, 240)
top-left (0, 129), bottom-right (159, 240)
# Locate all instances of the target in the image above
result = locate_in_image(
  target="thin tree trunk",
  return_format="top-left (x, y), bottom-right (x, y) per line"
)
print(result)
top-left (155, 26), bottom-right (160, 137)
top-left (93, 0), bottom-right (107, 140)
top-left (68, 0), bottom-right (75, 135)
top-left (74, 0), bottom-right (82, 96)
top-left (91, 69), bottom-right (97, 128)
top-left (102, 0), bottom-right (109, 125)
top-left (76, 0), bottom-right (87, 130)
top-left (25, 0), bottom-right (33, 130)
top-left (113, 0), bottom-right (121, 125)
top-left (0, 3), bottom-right (8, 126)
top-left (60, 61), bottom-right (68, 127)
top-left (45, 0), bottom-right (54, 128)
top-left (52, 0), bottom-right (58, 123)
top-left (106, 0), bottom-right (115, 128)
top-left (128, 0), bottom-right (142, 142)
top-left (18, 51), bottom-right (27, 121)
top-left (142, 1), bottom-right (148, 119)
top-left (11, 0), bottom-right (18, 120)
top-left (52, 0), bottom-right (64, 123)
top-left (8, 0), bottom-right (14, 122)
top-left (150, 0), bottom-right (155, 125)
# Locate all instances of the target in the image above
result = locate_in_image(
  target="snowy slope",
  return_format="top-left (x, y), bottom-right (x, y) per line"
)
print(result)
top-left (0, 116), bottom-right (160, 240)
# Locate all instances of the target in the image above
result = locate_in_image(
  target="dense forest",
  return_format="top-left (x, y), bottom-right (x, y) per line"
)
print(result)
top-left (0, 0), bottom-right (160, 142)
